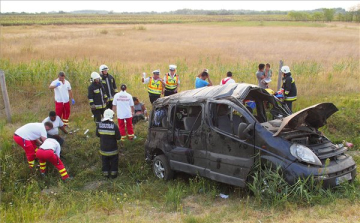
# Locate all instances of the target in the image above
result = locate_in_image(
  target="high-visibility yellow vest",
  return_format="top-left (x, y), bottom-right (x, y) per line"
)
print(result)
top-left (148, 77), bottom-right (163, 95)
top-left (165, 73), bottom-right (178, 90)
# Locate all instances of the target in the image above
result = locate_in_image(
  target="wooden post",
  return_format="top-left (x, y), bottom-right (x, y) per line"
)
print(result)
top-left (277, 60), bottom-right (284, 91)
top-left (0, 70), bottom-right (12, 123)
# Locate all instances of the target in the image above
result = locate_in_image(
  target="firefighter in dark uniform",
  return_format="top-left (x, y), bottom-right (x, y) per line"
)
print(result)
top-left (280, 66), bottom-right (297, 113)
top-left (99, 64), bottom-right (118, 109)
top-left (164, 65), bottom-right (180, 96)
top-left (96, 109), bottom-right (121, 178)
top-left (88, 72), bottom-right (108, 124)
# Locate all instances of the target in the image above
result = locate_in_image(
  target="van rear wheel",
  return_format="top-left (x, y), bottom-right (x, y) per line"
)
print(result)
top-left (153, 155), bottom-right (174, 180)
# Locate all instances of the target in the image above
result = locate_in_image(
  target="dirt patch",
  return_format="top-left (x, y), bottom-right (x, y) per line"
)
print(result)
top-left (83, 180), bottom-right (107, 191)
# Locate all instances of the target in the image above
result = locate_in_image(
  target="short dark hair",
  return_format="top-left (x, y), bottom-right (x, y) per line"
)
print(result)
top-left (58, 71), bottom-right (65, 77)
top-left (44, 121), bottom-right (53, 129)
top-left (227, 71), bottom-right (232, 77)
top-left (49, 111), bottom-right (56, 117)
top-left (121, 84), bottom-right (127, 91)
top-left (259, 64), bottom-right (265, 70)
top-left (266, 63), bottom-right (270, 68)
top-left (201, 72), bottom-right (208, 77)
top-left (133, 97), bottom-right (139, 102)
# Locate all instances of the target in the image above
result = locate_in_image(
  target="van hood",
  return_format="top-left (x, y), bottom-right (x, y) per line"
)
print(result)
top-left (273, 103), bottom-right (338, 136)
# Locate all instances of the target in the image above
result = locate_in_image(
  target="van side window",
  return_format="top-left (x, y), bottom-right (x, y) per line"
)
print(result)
top-left (210, 103), bottom-right (246, 136)
top-left (171, 106), bottom-right (202, 131)
top-left (152, 107), bottom-right (167, 128)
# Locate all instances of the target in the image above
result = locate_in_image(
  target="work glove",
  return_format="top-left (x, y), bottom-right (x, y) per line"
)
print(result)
top-left (91, 104), bottom-right (96, 110)
top-left (55, 81), bottom-right (61, 87)
top-left (71, 99), bottom-right (75, 105)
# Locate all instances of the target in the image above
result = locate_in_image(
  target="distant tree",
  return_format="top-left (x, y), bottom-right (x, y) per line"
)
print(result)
top-left (336, 13), bottom-right (344, 21)
top-left (109, 10), bottom-right (114, 14)
top-left (311, 12), bottom-right (323, 21)
top-left (58, 11), bottom-right (66, 14)
top-left (349, 4), bottom-right (360, 22)
top-left (322, 8), bottom-right (336, 22)
top-left (288, 11), bottom-right (310, 21)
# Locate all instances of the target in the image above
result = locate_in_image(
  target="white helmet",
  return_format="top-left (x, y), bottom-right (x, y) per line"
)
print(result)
top-left (169, 65), bottom-right (177, 71)
top-left (99, 64), bottom-right (109, 73)
top-left (102, 109), bottom-right (114, 121)
top-left (91, 72), bottom-right (101, 81)
top-left (281, 66), bottom-right (291, 74)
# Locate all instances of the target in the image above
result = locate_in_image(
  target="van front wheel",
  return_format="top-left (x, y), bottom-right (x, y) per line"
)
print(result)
top-left (153, 155), bottom-right (174, 181)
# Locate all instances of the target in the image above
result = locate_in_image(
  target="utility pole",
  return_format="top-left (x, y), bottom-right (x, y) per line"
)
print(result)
top-left (0, 70), bottom-right (12, 123)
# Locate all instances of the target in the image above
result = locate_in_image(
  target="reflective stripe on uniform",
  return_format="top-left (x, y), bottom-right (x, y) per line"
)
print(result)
top-left (93, 89), bottom-right (100, 93)
top-left (148, 77), bottom-right (163, 95)
top-left (98, 129), bottom-right (115, 135)
top-left (89, 99), bottom-right (94, 103)
top-left (99, 150), bottom-right (118, 156)
top-left (165, 73), bottom-right (178, 90)
top-left (284, 96), bottom-right (297, 101)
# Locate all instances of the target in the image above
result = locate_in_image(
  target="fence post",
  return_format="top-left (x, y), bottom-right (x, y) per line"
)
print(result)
top-left (277, 60), bottom-right (284, 91)
top-left (0, 70), bottom-right (12, 123)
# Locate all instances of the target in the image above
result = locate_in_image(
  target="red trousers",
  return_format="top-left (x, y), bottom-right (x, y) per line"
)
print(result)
top-left (36, 149), bottom-right (69, 180)
top-left (13, 135), bottom-right (37, 168)
top-left (55, 101), bottom-right (70, 125)
top-left (118, 118), bottom-right (134, 141)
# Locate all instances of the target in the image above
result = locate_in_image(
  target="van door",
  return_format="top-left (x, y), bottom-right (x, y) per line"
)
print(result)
top-left (205, 100), bottom-right (255, 187)
top-left (167, 104), bottom-right (207, 176)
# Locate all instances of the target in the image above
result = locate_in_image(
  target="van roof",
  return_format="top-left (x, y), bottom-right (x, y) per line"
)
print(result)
top-left (154, 83), bottom-right (265, 106)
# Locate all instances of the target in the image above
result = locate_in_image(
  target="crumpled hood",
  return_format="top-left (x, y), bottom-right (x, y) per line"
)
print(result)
top-left (273, 103), bottom-right (338, 136)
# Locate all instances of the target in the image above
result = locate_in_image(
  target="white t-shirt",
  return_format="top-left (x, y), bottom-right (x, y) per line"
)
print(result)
top-left (42, 116), bottom-right (64, 135)
top-left (40, 138), bottom-right (61, 157)
top-left (220, 77), bottom-right (235, 85)
top-left (15, 123), bottom-right (47, 141)
top-left (50, 78), bottom-right (72, 103)
top-left (143, 77), bottom-right (162, 85)
top-left (113, 91), bottom-right (134, 119)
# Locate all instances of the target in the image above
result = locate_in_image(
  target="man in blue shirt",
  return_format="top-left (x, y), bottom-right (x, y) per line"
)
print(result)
top-left (195, 69), bottom-right (213, 89)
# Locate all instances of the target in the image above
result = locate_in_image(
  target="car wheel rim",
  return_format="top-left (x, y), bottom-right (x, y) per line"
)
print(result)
top-left (154, 160), bottom-right (165, 179)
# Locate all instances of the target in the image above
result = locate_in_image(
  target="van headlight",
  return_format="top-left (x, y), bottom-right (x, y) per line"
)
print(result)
top-left (290, 144), bottom-right (322, 166)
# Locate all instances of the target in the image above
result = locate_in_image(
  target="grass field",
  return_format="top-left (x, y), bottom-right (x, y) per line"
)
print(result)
top-left (0, 18), bottom-right (360, 222)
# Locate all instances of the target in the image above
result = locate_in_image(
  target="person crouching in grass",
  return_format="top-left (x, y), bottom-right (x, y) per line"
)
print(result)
top-left (132, 97), bottom-right (148, 125)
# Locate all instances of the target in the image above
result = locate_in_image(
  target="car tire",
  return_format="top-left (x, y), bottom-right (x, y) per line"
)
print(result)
top-left (153, 155), bottom-right (174, 181)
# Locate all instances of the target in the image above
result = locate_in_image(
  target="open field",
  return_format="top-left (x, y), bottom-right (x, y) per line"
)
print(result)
top-left (1, 20), bottom-right (360, 222)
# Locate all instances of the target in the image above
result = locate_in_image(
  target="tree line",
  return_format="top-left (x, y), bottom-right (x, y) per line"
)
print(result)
top-left (288, 6), bottom-right (360, 22)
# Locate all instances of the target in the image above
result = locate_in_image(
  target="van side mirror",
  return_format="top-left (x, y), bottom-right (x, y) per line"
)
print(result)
top-left (238, 123), bottom-right (254, 140)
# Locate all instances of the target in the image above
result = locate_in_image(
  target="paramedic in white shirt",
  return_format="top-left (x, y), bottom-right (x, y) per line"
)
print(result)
top-left (220, 71), bottom-right (236, 85)
top-left (49, 71), bottom-right (75, 126)
top-left (42, 111), bottom-right (69, 146)
top-left (112, 84), bottom-right (135, 141)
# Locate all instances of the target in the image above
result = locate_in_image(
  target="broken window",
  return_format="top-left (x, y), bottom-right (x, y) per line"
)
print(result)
top-left (210, 102), bottom-right (247, 136)
top-left (170, 105), bottom-right (202, 131)
top-left (152, 106), bottom-right (168, 128)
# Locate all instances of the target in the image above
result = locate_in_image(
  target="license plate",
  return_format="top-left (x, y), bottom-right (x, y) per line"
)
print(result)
top-left (336, 173), bottom-right (352, 185)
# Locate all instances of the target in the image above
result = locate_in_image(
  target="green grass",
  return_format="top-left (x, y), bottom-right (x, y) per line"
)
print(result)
top-left (0, 57), bottom-right (359, 222)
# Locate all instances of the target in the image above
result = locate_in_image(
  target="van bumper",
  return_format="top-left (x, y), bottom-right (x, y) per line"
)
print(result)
top-left (284, 155), bottom-right (357, 188)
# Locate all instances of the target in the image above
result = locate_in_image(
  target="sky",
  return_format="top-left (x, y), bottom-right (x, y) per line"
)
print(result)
top-left (1, 1), bottom-right (358, 13)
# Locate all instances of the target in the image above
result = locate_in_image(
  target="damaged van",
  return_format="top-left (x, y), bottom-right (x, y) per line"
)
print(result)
top-left (145, 83), bottom-right (356, 188)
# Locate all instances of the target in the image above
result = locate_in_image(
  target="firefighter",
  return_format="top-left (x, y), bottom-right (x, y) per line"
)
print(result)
top-left (96, 109), bottom-right (121, 178)
top-left (99, 64), bottom-right (118, 109)
top-left (280, 66), bottom-right (297, 113)
top-left (141, 70), bottom-right (165, 104)
top-left (36, 138), bottom-right (70, 181)
top-left (164, 65), bottom-right (180, 96)
top-left (49, 71), bottom-right (75, 126)
top-left (13, 122), bottom-right (53, 168)
top-left (88, 72), bottom-right (108, 125)
top-left (112, 84), bottom-right (135, 141)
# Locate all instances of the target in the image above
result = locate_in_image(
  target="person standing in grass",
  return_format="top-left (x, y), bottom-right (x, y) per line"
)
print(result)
top-left (99, 64), bottom-right (118, 110)
top-left (113, 84), bottom-right (135, 142)
top-left (164, 65), bottom-right (180, 96)
top-left (96, 109), bottom-right (121, 179)
top-left (36, 138), bottom-right (70, 181)
top-left (88, 72), bottom-right (108, 125)
top-left (42, 111), bottom-right (69, 146)
top-left (195, 69), bottom-right (212, 89)
top-left (142, 70), bottom-right (165, 104)
top-left (263, 63), bottom-right (272, 88)
top-left (220, 71), bottom-right (235, 85)
top-left (256, 64), bottom-right (267, 89)
top-left (49, 71), bottom-right (75, 126)
top-left (13, 122), bottom-right (53, 168)
top-left (281, 65), bottom-right (297, 113)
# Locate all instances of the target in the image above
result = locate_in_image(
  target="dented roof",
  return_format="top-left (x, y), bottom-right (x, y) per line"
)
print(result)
top-left (154, 83), bottom-right (266, 106)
